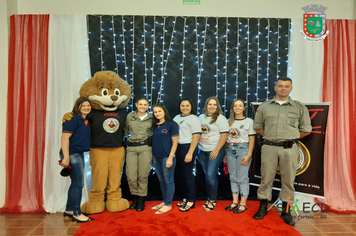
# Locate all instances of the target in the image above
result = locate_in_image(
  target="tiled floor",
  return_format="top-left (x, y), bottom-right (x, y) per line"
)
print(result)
top-left (0, 210), bottom-right (355, 235)
top-left (294, 211), bottom-right (356, 236)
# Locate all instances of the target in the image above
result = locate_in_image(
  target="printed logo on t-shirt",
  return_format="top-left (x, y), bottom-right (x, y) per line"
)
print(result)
top-left (162, 129), bottom-right (168, 133)
top-left (103, 118), bottom-right (120, 133)
top-left (201, 124), bottom-right (211, 134)
top-left (229, 128), bottom-right (242, 143)
top-left (179, 120), bottom-right (184, 124)
top-left (229, 128), bottom-right (241, 138)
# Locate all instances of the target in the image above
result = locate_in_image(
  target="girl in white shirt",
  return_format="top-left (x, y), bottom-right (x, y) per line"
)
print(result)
top-left (224, 99), bottom-right (256, 214)
top-left (198, 97), bottom-right (229, 211)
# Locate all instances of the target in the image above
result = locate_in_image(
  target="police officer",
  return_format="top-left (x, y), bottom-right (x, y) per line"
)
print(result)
top-left (125, 97), bottom-right (153, 212)
top-left (253, 77), bottom-right (312, 226)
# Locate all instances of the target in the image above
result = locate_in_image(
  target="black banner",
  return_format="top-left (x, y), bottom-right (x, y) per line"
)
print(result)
top-left (250, 103), bottom-right (330, 197)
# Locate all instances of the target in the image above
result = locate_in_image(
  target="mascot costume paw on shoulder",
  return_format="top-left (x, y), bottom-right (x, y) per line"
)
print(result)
top-left (79, 71), bottom-right (131, 214)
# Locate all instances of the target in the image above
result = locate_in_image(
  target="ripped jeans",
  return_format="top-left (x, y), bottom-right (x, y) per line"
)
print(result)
top-left (226, 143), bottom-right (251, 197)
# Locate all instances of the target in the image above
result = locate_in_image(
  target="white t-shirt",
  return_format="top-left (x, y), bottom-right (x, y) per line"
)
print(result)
top-left (226, 117), bottom-right (256, 144)
top-left (198, 114), bottom-right (229, 151)
top-left (173, 114), bottom-right (201, 144)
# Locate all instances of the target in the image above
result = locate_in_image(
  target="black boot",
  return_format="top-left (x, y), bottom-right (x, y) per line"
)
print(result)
top-left (136, 196), bottom-right (145, 212)
top-left (129, 195), bottom-right (138, 210)
top-left (281, 202), bottom-right (295, 226)
top-left (253, 200), bottom-right (268, 220)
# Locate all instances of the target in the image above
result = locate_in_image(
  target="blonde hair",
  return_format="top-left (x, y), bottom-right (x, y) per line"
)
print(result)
top-left (228, 99), bottom-right (246, 126)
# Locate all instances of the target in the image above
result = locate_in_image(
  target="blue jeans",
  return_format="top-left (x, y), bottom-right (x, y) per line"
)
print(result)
top-left (198, 149), bottom-right (225, 200)
top-left (226, 143), bottom-right (251, 197)
top-left (153, 156), bottom-right (176, 206)
top-left (60, 153), bottom-right (84, 216)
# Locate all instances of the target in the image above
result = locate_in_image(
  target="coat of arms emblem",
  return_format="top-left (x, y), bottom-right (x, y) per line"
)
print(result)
top-left (300, 4), bottom-right (329, 42)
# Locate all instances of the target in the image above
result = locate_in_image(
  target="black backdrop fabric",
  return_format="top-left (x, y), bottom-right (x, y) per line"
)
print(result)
top-left (87, 15), bottom-right (291, 201)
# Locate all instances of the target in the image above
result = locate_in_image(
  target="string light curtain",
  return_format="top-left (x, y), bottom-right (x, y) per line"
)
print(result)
top-left (87, 15), bottom-right (291, 117)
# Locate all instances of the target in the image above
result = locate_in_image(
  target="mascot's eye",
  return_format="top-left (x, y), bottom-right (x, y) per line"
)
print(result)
top-left (114, 89), bottom-right (120, 96)
top-left (101, 88), bottom-right (109, 96)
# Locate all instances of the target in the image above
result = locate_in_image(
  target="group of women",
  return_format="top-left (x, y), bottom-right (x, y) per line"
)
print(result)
top-left (59, 95), bottom-right (256, 221)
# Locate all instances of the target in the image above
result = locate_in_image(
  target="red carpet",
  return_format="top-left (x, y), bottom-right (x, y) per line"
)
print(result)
top-left (75, 201), bottom-right (302, 236)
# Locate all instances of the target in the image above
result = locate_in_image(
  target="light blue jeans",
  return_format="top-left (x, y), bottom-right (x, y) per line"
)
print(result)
top-left (60, 153), bottom-right (84, 217)
top-left (153, 156), bottom-right (176, 206)
top-left (198, 149), bottom-right (225, 200)
top-left (226, 143), bottom-right (251, 197)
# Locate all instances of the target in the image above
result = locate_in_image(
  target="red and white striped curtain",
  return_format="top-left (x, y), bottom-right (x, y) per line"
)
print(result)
top-left (321, 19), bottom-right (356, 212)
top-left (2, 15), bottom-right (49, 213)
top-left (1, 14), bottom-right (91, 213)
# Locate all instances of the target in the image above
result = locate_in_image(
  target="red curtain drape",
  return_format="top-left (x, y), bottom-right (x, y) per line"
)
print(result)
top-left (0, 15), bottom-right (49, 213)
top-left (321, 19), bottom-right (356, 212)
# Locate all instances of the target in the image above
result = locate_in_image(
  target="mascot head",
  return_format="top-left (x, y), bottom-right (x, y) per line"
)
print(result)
top-left (79, 71), bottom-right (131, 111)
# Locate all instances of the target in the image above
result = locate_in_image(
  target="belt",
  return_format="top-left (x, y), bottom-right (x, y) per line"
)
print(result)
top-left (127, 140), bottom-right (149, 147)
top-left (262, 139), bottom-right (298, 148)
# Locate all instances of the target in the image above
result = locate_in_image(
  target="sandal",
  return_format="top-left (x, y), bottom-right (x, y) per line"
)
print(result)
top-left (233, 205), bottom-right (247, 214)
top-left (177, 199), bottom-right (187, 207)
top-left (225, 202), bottom-right (239, 211)
top-left (180, 202), bottom-right (195, 212)
top-left (202, 199), bottom-right (210, 208)
top-left (205, 200), bottom-right (217, 212)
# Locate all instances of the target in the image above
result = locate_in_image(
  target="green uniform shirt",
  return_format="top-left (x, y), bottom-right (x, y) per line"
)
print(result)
top-left (253, 97), bottom-right (312, 141)
top-left (125, 111), bottom-right (153, 142)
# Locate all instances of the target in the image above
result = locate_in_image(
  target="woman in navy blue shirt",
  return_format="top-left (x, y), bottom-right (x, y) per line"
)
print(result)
top-left (60, 97), bottom-right (94, 223)
top-left (151, 104), bottom-right (179, 214)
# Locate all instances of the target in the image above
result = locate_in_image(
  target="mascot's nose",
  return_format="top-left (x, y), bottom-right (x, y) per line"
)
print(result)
top-left (111, 95), bottom-right (118, 101)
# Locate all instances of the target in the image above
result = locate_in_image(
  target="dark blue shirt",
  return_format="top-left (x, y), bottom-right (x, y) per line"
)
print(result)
top-left (60, 115), bottom-right (91, 155)
top-left (152, 121), bottom-right (179, 158)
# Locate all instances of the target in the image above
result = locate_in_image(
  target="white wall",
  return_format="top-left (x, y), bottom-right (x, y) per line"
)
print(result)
top-left (0, 0), bottom-right (17, 207)
top-left (1, 0), bottom-right (355, 207)
top-left (16, 0), bottom-right (355, 19)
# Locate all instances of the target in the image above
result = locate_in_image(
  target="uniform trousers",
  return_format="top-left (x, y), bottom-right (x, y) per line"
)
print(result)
top-left (257, 143), bottom-right (299, 201)
top-left (126, 145), bottom-right (152, 197)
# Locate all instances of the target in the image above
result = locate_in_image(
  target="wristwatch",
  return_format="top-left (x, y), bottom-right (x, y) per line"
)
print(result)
top-left (170, 153), bottom-right (175, 157)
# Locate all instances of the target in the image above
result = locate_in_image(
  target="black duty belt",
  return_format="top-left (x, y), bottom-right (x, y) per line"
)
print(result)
top-left (262, 139), bottom-right (298, 149)
top-left (127, 140), bottom-right (149, 147)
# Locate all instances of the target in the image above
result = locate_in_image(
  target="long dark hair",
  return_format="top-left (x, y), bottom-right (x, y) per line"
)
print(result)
top-left (152, 104), bottom-right (173, 128)
top-left (178, 97), bottom-right (197, 116)
top-left (72, 97), bottom-right (91, 118)
top-left (229, 99), bottom-right (246, 126)
top-left (202, 96), bottom-right (223, 123)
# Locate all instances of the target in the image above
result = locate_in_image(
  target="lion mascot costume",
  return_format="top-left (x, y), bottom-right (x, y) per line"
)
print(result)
top-left (72, 71), bottom-right (131, 214)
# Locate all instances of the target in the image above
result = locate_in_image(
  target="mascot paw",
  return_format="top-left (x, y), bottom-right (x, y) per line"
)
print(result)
top-left (62, 112), bottom-right (73, 123)
top-left (106, 198), bottom-right (129, 212)
top-left (81, 201), bottom-right (106, 214)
